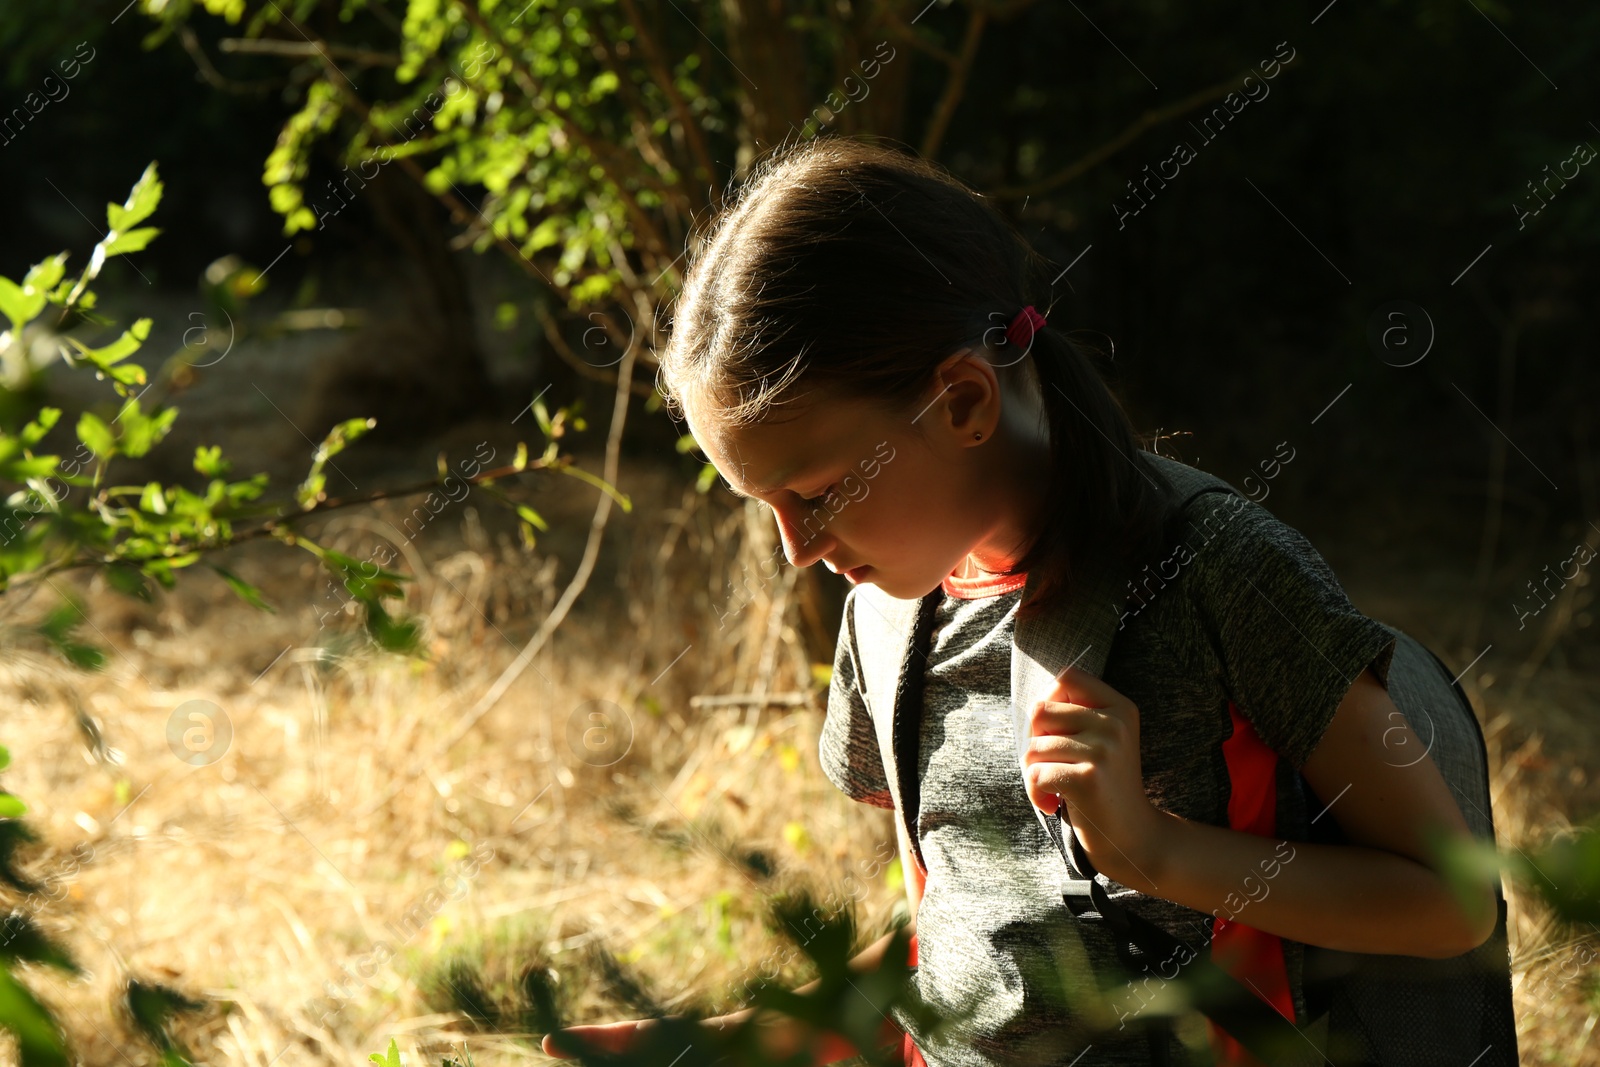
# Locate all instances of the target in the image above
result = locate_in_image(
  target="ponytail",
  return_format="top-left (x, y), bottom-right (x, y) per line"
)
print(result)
top-left (1003, 300), bottom-right (1180, 621)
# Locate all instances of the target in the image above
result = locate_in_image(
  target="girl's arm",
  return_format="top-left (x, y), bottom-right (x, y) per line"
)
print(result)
top-left (1141, 667), bottom-right (1497, 958)
top-left (1026, 666), bottom-right (1499, 960)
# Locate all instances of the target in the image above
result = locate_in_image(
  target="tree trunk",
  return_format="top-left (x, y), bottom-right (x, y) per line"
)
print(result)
top-left (719, 0), bottom-right (812, 173)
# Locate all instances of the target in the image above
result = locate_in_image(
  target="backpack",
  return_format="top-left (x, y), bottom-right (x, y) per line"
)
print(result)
top-left (846, 451), bottom-right (1518, 1066)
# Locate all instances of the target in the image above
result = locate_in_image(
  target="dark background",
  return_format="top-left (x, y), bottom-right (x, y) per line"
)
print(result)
top-left (1, 0), bottom-right (1596, 628)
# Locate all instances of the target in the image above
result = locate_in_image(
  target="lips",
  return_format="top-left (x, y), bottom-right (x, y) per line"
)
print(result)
top-left (824, 558), bottom-right (872, 582)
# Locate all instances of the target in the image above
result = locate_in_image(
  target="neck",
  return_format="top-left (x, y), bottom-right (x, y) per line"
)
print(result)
top-left (965, 427), bottom-right (1051, 576)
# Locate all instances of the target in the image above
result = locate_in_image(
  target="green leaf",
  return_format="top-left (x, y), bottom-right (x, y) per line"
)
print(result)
top-left (22, 253), bottom-right (67, 296)
top-left (571, 272), bottom-right (615, 304)
top-left (60, 641), bottom-right (107, 671)
top-left (515, 504), bottom-right (548, 531)
top-left (193, 445), bottom-right (231, 477)
top-left (105, 564), bottom-right (154, 603)
top-left (140, 482), bottom-right (168, 515)
top-left (0, 455), bottom-right (59, 480)
top-left (297, 471), bottom-right (327, 510)
top-left (364, 599), bottom-right (423, 655)
top-left (106, 362), bottom-right (148, 388)
top-left (72, 317), bottom-right (152, 367)
top-left (34, 599), bottom-right (81, 642)
top-left (106, 162), bottom-right (163, 233)
top-left (78, 412), bottom-right (116, 459)
top-left (558, 464), bottom-right (631, 512)
top-left (0, 276), bottom-right (44, 330)
top-left (103, 226), bottom-right (161, 257)
top-left (208, 564), bottom-right (276, 614)
top-left (31, 608), bottom-right (106, 668)
top-left (122, 406), bottom-right (177, 459)
top-left (1523, 825), bottom-right (1600, 924)
top-left (0, 745), bottom-right (8, 772)
top-left (0, 820), bottom-right (42, 896)
top-left (126, 979), bottom-right (205, 1056)
top-left (20, 408), bottom-right (61, 447)
top-left (0, 794), bottom-right (24, 818)
top-left (0, 967), bottom-right (71, 1067)
top-left (321, 417), bottom-right (375, 459)
top-left (369, 1037), bottom-right (403, 1067)
top-left (0, 254), bottom-right (68, 329)
top-left (299, 417), bottom-right (374, 505)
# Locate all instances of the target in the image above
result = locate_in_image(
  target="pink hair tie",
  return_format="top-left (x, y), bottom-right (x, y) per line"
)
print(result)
top-left (1006, 304), bottom-right (1047, 348)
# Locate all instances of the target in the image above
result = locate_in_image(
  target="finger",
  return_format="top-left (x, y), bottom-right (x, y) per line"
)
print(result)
top-left (1023, 774), bottom-right (1064, 816)
top-left (1024, 760), bottom-right (1090, 814)
top-left (542, 1021), bottom-right (648, 1058)
top-left (1023, 732), bottom-right (1095, 765)
top-left (1045, 663), bottom-right (1124, 709)
top-left (1028, 700), bottom-right (1101, 738)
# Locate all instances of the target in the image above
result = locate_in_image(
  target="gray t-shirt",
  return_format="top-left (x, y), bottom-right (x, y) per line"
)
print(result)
top-left (819, 492), bottom-right (1398, 1066)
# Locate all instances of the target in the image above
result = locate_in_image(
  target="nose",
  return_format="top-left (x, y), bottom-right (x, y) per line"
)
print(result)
top-left (770, 501), bottom-right (834, 569)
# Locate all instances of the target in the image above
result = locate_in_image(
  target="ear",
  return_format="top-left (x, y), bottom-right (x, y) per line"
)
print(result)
top-left (931, 347), bottom-right (1002, 442)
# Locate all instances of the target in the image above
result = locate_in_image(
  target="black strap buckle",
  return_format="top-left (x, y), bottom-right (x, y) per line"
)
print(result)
top-left (1060, 876), bottom-right (1102, 921)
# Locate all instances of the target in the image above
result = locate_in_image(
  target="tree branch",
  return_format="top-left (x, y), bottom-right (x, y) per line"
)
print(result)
top-left (987, 66), bottom-right (1293, 198)
top-left (4, 453), bottom-right (572, 591)
top-left (616, 0), bottom-right (718, 193)
top-left (452, 0), bottom-right (676, 260)
top-left (310, 55), bottom-right (563, 292)
top-left (879, 5), bottom-right (957, 66)
top-left (178, 26), bottom-right (279, 94)
top-left (219, 36), bottom-right (400, 65)
top-left (532, 301), bottom-right (657, 399)
top-left (918, 4), bottom-right (988, 160)
top-left (441, 296), bottom-right (645, 752)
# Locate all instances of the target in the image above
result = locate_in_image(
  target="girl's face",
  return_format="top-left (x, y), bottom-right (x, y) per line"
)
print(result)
top-left (681, 354), bottom-right (1047, 600)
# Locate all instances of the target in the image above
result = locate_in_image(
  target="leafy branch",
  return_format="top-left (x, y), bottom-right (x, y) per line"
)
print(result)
top-left (0, 164), bottom-right (626, 667)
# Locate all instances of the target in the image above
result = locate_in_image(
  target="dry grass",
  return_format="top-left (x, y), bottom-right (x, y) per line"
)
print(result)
top-left (0, 453), bottom-right (905, 1066)
top-left (0, 452), bottom-right (1595, 1065)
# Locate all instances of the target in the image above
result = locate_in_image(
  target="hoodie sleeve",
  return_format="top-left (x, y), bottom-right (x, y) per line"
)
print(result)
top-left (1184, 491), bottom-right (1398, 772)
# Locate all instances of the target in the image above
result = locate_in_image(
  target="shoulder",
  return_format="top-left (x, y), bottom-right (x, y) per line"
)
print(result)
top-left (1175, 488), bottom-right (1352, 604)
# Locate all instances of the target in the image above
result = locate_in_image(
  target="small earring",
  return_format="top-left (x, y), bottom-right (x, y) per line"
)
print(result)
top-left (973, 432), bottom-right (983, 440)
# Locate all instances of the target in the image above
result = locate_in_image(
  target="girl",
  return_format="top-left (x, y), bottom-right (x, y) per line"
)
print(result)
top-left (542, 135), bottom-right (1497, 1066)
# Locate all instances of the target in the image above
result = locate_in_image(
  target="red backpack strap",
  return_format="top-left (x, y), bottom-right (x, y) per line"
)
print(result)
top-left (1208, 701), bottom-right (1297, 1065)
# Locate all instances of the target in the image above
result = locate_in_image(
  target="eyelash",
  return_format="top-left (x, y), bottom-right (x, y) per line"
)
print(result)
top-left (719, 478), bottom-right (834, 505)
top-left (799, 485), bottom-right (835, 505)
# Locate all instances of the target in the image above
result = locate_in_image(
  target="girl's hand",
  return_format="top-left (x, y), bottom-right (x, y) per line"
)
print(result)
top-left (1022, 665), bottom-right (1169, 889)
top-left (542, 1016), bottom-right (729, 1059)
top-left (542, 1009), bottom-right (856, 1064)
top-left (541, 1018), bottom-right (664, 1058)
